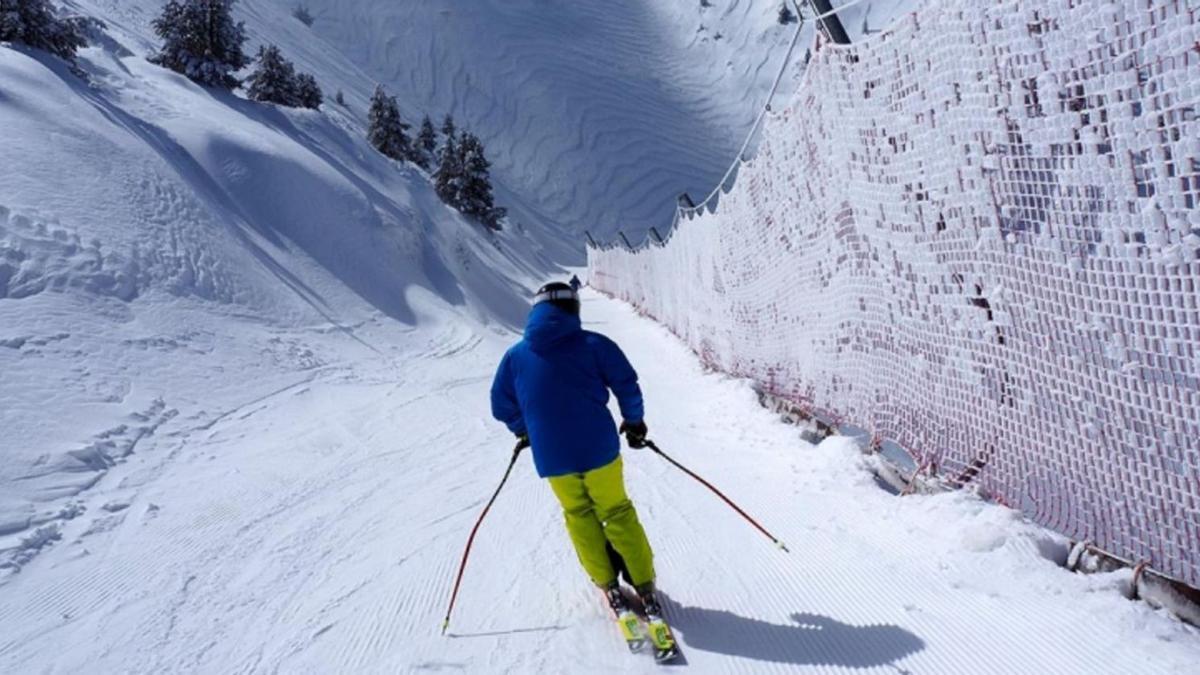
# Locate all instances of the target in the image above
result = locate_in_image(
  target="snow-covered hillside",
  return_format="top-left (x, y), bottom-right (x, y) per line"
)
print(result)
top-left (298, 0), bottom-right (811, 244)
top-left (1, 0), bottom-right (551, 575)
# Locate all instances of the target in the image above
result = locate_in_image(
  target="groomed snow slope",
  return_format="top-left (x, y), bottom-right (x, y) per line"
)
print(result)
top-left (1, 290), bottom-right (1197, 673)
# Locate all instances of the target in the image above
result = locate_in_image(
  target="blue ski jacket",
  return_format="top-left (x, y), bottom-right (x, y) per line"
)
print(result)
top-left (490, 302), bottom-right (644, 478)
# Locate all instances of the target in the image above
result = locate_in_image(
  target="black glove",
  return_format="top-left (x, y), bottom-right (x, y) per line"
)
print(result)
top-left (619, 420), bottom-right (648, 448)
top-left (515, 433), bottom-right (531, 451)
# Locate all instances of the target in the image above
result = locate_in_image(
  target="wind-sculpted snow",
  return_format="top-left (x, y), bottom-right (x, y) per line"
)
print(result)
top-left (591, 0), bottom-right (1200, 587)
top-left (302, 0), bottom-right (811, 247)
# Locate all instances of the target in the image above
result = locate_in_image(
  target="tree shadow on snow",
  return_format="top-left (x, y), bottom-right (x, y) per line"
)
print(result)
top-left (29, 52), bottom-right (369, 324)
top-left (33, 48), bottom-right (531, 331)
top-left (207, 89), bottom-right (530, 331)
top-left (664, 596), bottom-right (925, 668)
top-left (210, 92), bottom-right (468, 317)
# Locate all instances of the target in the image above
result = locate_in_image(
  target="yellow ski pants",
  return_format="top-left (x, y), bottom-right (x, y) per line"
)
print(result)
top-left (547, 455), bottom-right (655, 587)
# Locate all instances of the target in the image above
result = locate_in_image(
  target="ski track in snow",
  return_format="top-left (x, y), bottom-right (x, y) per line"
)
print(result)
top-left (1, 290), bottom-right (1197, 673)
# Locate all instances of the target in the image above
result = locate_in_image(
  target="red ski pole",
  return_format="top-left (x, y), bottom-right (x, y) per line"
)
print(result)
top-left (441, 439), bottom-right (527, 634)
top-left (645, 440), bottom-right (789, 553)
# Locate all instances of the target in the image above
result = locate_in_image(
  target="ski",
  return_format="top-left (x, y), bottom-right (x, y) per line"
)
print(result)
top-left (636, 587), bottom-right (682, 664)
top-left (616, 608), bottom-right (649, 653)
top-left (602, 584), bottom-right (682, 663)
top-left (603, 586), bottom-right (648, 653)
top-left (644, 615), bottom-right (680, 664)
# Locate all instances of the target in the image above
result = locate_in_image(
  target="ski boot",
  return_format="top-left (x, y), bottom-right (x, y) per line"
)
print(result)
top-left (605, 582), bottom-right (647, 653)
top-left (636, 583), bottom-right (679, 663)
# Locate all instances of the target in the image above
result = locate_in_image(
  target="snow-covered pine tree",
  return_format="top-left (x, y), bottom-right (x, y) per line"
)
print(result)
top-left (367, 85), bottom-right (411, 161)
top-left (335, 89), bottom-right (346, 106)
top-left (295, 72), bottom-right (322, 109)
top-left (245, 44), bottom-right (298, 106)
top-left (437, 114), bottom-right (459, 163)
top-left (777, 2), bottom-right (797, 24)
top-left (434, 131), bottom-right (463, 207)
top-left (0, 0), bottom-right (88, 61)
top-left (150, 0), bottom-right (248, 89)
top-left (414, 115), bottom-right (437, 169)
top-left (457, 132), bottom-right (506, 231)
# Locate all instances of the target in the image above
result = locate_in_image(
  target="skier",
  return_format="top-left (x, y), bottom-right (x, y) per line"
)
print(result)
top-left (569, 274), bottom-right (582, 292)
top-left (490, 282), bottom-right (673, 655)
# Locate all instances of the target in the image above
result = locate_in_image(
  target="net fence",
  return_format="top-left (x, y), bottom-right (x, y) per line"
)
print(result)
top-left (589, 0), bottom-right (1200, 587)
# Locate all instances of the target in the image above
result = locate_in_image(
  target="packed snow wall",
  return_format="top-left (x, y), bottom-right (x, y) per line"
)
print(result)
top-left (589, 0), bottom-right (1200, 587)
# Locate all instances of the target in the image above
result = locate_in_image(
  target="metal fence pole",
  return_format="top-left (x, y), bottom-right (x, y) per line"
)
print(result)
top-left (808, 0), bottom-right (852, 45)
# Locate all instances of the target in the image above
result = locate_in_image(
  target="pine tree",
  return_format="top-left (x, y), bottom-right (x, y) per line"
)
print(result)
top-left (295, 72), bottom-right (322, 109)
top-left (0, 0), bottom-right (88, 61)
top-left (440, 114), bottom-right (456, 142)
top-left (335, 89), bottom-right (346, 106)
top-left (457, 132), bottom-right (505, 230)
top-left (150, 0), bottom-right (248, 89)
top-left (245, 44), bottom-right (298, 105)
top-left (777, 2), bottom-right (797, 24)
top-left (367, 85), bottom-right (411, 161)
top-left (292, 4), bottom-right (313, 26)
top-left (413, 115), bottom-right (437, 169)
top-left (435, 131), bottom-right (462, 206)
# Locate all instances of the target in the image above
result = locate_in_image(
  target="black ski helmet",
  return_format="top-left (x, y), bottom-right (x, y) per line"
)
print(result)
top-left (534, 281), bottom-right (580, 315)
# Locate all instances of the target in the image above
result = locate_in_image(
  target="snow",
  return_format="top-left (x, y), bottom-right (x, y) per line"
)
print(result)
top-left (300, 0), bottom-right (815, 245)
top-left (3, 289), bottom-right (1198, 672)
top-left (0, 0), bottom-right (543, 576)
top-left (2, 0), bottom-right (1198, 671)
top-left (1, 0), bottom-right (917, 578)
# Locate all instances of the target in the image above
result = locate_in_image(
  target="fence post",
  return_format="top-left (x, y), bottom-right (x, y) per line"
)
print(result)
top-left (584, 230), bottom-right (598, 248)
top-left (649, 227), bottom-right (664, 244)
top-left (618, 231), bottom-right (634, 250)
top-left (808, 0), bottom-right (852, 45)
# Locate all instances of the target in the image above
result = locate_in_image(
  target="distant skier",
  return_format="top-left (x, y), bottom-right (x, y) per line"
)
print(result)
top-left (569, 274), bottom-right (582, 292)
top-left (490, 282), bottom-right (661, 617)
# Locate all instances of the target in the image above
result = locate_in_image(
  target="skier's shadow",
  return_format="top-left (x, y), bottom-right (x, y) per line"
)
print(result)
top-left (664, 596), bottom-right (925, 668)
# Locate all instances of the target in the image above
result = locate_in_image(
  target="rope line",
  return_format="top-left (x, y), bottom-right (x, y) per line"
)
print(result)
top-left (602, 0), bottom-right (875, 249)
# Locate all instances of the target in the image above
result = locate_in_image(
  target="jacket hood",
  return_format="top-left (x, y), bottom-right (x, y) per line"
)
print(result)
top-left (524, 302), bottom-right (581, 351)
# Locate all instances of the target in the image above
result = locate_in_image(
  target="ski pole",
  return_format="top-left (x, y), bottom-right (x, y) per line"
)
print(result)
top-left (644, 440), bottom-right (789, 553)
top-left (441, 439), bottom-right (527, 634)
